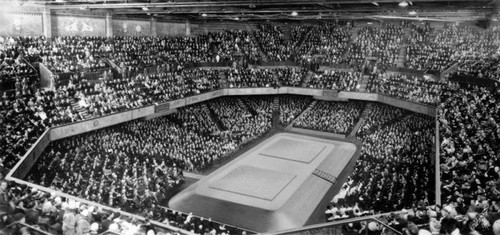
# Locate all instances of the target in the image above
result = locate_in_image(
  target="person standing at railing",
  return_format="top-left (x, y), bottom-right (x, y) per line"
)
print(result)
top-left (62, 202), bottom-right (77, 235)
top-left (0, 181), bottom-right (12, 222)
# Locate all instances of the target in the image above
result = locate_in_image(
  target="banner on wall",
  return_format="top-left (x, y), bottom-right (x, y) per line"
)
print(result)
top-left (155, 102), bottom-right (170, 113)
top-left (112, 19), bottom-right (150, 36)
top-left (54, 16), bottom-right (106, 36)
top-left (0, 13), bottom-right (43, 36)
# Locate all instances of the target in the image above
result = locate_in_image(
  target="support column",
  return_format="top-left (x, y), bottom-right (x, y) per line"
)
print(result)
top-left (151, 17), bottom-right (157, 37)
top-left (185, 20), bottom-right (191, 36)
top-left (42, 9), bottom-right (52, 41)
top-left (435, 111), bottom-right (441, 205)
top-left (106, 13), bottom-right (113, 38)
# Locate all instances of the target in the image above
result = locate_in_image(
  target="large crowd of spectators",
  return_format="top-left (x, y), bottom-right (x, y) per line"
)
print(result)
top-left (254, 24), bottom-right (295, 61)
top-left (298, 22), bottom-right (352, 65)
top-left (18, 95), bottom-right (278, 234)
top-left (41, 36), bottom-right (111, 74)
top-left (368, 72), bottom-right (442, 105)
top-left (353, 23), bottom-right (405, 67)
top-left (5, 18), bottom-right (500, 235)
top-left (0, 179), bottom-right (247, 235)
top-left (326, 202), bottom-right (500, 235)
top-left (440, 86), bottom-right (500, 205)
top-left (293, 101), bottom-right (363, 134)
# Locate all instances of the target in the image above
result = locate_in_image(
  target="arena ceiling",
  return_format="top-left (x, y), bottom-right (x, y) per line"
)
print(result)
top-left (7, 0), bottom-right (500, 22)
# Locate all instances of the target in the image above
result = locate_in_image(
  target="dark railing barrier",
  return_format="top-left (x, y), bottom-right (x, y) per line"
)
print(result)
top-left (319, 62), bottom-right (352, 70)
top-left (449, 74), bottom-right (500, 89)
top-left (266, 211), bottom-right (402, 235)
top-left (0, 80), bottom-right (15, 91)
top-left (259, 61), bottom-right (299, 67)
top-left (5, 221), bottom-right (53, 235)
top-left (8, 128), bottom-right (50, 180)
top-left (55, 72), bottom-right (72, 87)
top-left (386, 66), bottom-right (425, 77)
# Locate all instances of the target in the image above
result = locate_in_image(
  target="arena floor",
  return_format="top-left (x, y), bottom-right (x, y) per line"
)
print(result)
top-left (169, 133), bottom-right (358, 233)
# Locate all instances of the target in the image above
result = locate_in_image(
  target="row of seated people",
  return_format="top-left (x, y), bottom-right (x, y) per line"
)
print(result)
top-left (115, 30), bottom-right (261, 68)
top-left (440, 86), bottom-right (500, 207)
top-left (353, 23), bottom-right (405, 67)
top-left (254, 24), bottom-right (295, 62)
top-left (41, 36), bottom-right (111, 73)
top-left (4, 31), bottom-right (262, 76)
top-left (0, 74), bottom-right (89, 170)
top-left (226, 68), bottom-right (277, 88)
top-left (452, 53), bottom-right (500, 82)
top-left (293, 100), bottom-right (363, 134)
top-left (306, 69), bottom-right (361, 91)
top-left (0, 37), bottom-right (40, 91)
top-left (405, 21), bottom-right (453, 71)
top-left (327, 202), bottom-right (500, 235)
top-left (73, 68), bottom-right (221, 118)
top-left (4, 22), bottom-right (500, 78)
top-left (331, 112), bottom-right (435, 214)
top-left (367, 72), bottom-right (442, 105)
top-left (275, 67), bottom-right (307, 87)
top-left (0, 179), bottom-right (246, 235)
top-left (406, 23), bottom-right (500, 72)
top-left (299, 22), bottom-right (352, 65)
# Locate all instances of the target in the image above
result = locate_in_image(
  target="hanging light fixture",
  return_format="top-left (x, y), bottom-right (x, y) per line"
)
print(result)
top-left (399, 1), bottom-right (409, 7)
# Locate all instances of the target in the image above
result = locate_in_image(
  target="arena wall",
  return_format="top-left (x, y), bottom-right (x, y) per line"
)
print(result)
top-left (7, 129), bottom-right (50, 179)
top-left (47, 88), bottom-right (436, 142)
top-left (0, 9), bottom-right (190, 37)
top-left (50, 105), bottom-right (155, 141)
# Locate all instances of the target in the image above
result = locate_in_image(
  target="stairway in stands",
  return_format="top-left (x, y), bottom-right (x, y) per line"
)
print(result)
top-left (219, 70), bottom-right (229, 88)
top-left (272, 96), bottom-right (280, 111)
top-left (249, 28), bottom-right (269, 63)
top-left (301, 71), bottom-right (314, 88)
top-left (271, 69), bottom-right (281, 86)
top-left (283, 25), bottom-right (292, 42)
top-left (348, 103), bottom-right (372, 138)
top-left (203, 103), bottom-right (227, 131)
top-left (395, 28), bottom-right (411, 67)
top-left (293, 27), bottom-right (313, 56)
top-left (312, 168), bottom-right (337, 184)
top-left (272, 96), bottom-right (280, 128)
top-left (286, 100), bottom-right (316, 129)
top-left (70, 99), bottom-right (92, 120)
top-left (238, 98), bottom-right (257, 116)
top-left (358, 74), bottom-right (371, 92)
